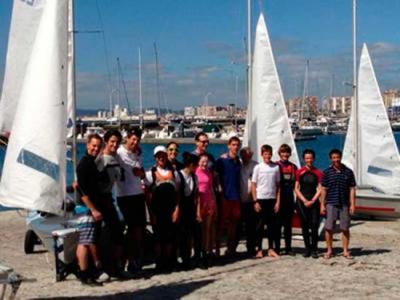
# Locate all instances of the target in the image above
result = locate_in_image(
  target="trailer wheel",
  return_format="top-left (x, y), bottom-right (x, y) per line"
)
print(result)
top-left (24, 230), bottom-right (39, 254)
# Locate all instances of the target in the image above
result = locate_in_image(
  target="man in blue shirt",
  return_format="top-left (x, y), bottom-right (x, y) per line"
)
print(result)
top-left (321, 149), bottom-right (356, 259)
top-left (216, 136), bottom-right (241, 256)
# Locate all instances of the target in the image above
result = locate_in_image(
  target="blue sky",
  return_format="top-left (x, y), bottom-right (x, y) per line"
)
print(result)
top-left (1, 0), bottom-right (400, 111)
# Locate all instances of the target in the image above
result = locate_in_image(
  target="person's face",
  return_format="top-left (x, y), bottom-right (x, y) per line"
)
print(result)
top-left (105, 135), bottom-right (120, 155)
top-left (279, 151), bottom-right (291, 161)
top-left (303, 153), bottom-right (314, 167)
top-left (199, 156), bottom-right (208, 170)
top-left (240, 151), bottom-right (252, 163)
top-left (228, 140), bottom-right (241, 156)
top-left (167, 144), bottom-right (179, 161)
top-left (330, 153), bottom-right (342, 167)
top-left (262, 151), bottom-right (272, 163)
top-left (126, 135), bottom-right (140, 151)
top-left (155, 152), bottom-right (167, 168)
top-left (87, 138), bottom-right (102, 157)
top-left (196, 135), bottom-right (209, 153)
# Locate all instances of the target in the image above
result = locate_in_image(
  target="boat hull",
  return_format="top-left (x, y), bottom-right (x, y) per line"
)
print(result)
top-left (355, 188), bottom-right (400, 218)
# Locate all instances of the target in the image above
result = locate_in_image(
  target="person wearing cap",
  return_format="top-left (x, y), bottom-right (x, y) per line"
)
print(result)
top-left (145, 145), bottom-right (181, 273)
top-left (115, 128), bottom-right (146, 275)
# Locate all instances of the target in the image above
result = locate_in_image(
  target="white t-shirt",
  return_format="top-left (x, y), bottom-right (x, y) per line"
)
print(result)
top-left (116, 146), bottom-right (144, 196)
top-left (251, 162), bottom-right (280, 200)
top-left (240, 160), bottom-right (258, 203)
top-left (145, 167), bottom-right (180, 191)
top-left (179, 170), bottom-right (196, 197)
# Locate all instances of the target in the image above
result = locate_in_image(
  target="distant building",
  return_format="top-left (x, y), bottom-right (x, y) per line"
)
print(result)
top-left (383, 89), bottom-right (400, 109)
top-left (322, 96), bottom-right (352, 116)
top-left (184, 106), bottom-right (196, 118)
top-left (286, 96), bottom-right (318, 118)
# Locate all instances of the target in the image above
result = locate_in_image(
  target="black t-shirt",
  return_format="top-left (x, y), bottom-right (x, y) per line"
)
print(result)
top-left (76, 152), bottom-right (100, 207)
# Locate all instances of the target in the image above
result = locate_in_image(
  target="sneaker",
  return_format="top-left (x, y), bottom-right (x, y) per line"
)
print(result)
top-left (303, 250), bottom-right (311, 258)
top-left (311, 251), bottom-right (319, 259)
top-left (97, 271), bottom-right (111, 283)
top-left (285, 250), bottom-right (296, 256)
top-left (80, 277), bottom-right (103, 287)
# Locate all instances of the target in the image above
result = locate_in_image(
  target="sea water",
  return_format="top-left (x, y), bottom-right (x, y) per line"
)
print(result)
top-left (0, 133), bottom-right (398, 211)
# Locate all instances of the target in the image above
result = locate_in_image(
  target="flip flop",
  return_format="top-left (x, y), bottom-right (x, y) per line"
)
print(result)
top-left (343, 253), bottom-right (353, 260)
top-left (323, 252), bottom-right (332, 259)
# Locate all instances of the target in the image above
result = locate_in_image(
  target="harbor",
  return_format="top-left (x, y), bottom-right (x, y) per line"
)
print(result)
top-left (2, 0), bottom-right (400, 299)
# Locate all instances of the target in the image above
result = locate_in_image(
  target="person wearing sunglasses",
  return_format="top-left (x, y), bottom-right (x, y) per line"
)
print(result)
top-left (167, 141), bottom-right (183, 171)
top-left (192, 132), bottom-right (215, 171)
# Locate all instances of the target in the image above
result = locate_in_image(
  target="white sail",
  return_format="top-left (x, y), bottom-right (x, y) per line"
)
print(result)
top-left (0, 0), bottom-right (47, 133)
top-left (343, 43), bottom-right (400, 194)
top-left (248, 14), bottom-right (299, 165)
top-left (0, 0), bottom-right (69, 215)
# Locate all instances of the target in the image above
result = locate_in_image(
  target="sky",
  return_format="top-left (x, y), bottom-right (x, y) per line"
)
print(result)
top-left (1, 0), bottom-right (400, 112)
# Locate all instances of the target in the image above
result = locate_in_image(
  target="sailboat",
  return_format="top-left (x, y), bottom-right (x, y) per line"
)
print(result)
top-left (0, 0), bottom-right (81, 278)
top-left (244, 12), bottom-right (299, 166)
top-left (342, 44), bottom-right (400, 218)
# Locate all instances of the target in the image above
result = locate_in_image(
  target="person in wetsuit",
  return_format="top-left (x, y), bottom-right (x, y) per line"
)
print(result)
top-left (295, 149), bottom-right (323, 258)
top-left (276, 144), bottom-right (297, 255)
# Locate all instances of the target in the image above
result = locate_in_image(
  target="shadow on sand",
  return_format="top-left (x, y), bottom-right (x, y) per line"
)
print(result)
top-left (33, 279), bottom-right (215, 300)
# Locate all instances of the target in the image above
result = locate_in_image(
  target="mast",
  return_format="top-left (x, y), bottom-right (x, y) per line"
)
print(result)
top-left (300, 59), bottom-right (309, 121)
top-left (138, 47), bottom-right (144, 129)
top-left (246, 0), bottom-right (252, 144)
top-left (153, 42), bottom-right (162, 119)
top-left (353, 0), bottom-right (361, 182)
top-left (68, 0), bottom-right (77, 182)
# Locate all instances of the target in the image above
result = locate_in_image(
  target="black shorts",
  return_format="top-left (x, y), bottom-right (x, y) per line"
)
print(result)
top-left (117, 194), bottom-right (147, 227)
top-left (98, 197), bottom-right (125, 245)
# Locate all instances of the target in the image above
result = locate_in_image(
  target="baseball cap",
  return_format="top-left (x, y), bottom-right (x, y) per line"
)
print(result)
top-left (153, 145), bottom-right (167, 156)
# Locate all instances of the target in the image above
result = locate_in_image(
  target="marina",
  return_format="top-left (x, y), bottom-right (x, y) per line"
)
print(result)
top-left (1, 0), bottom-right (400, 299)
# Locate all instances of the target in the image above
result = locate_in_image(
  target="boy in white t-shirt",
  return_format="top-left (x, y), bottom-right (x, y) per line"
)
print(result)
top-left (251, 144), bottom-right (281, 258)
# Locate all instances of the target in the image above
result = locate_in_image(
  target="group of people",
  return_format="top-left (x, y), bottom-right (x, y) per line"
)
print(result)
top-left (75, 129), bottom-right (356, 286)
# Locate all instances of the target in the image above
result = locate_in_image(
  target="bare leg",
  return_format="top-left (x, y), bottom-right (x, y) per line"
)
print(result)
top-left (342, 230), bottom-right (351, 257)
top-left (76, 245), bottom-right (89, 271)
top-left (324, 229), bottom-right (333, 258)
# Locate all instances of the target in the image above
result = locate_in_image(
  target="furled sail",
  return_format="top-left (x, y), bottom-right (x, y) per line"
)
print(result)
top-left (0, 0), bottom-right (47, 133)
top-left (247, 13), bottom-right (299, 165)
top-left (343, 43), bottom-right (400, 194)
top-left (0, 0), bottom-right (69, 215)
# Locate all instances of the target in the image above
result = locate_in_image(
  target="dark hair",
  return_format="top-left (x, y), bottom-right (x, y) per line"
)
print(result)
top-left (87, 133), bottom-right (103, 144)
top-left (166, 141), bottom-right (179, 149)
top-left (240, 146), bottom-right (253, 156)
top-left (182, 151), bottom-right (199, 167)
top-left (195, 132), bottom-right (208, 141)
top-left (261, 144), bottom-right (273, 154)
top-left (278, 143), bottom-right (292, 154)
top-left (329, 148), bottom-right (342, 158)
top-left (127, 128), bottom-right (142, 139)
top-left (104, 129), bottom-right (122, 143)
top-left (302, 148), bottom-right (315, 159)
top-left (228, 136), bottom-right (241, 145)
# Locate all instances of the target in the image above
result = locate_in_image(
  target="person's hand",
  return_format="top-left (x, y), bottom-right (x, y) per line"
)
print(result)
top-left (172, 207), bottom-right (179, 223)
top-left (196, 213), bottom-right (202, 223)
top-left (349, 204), bottom-right (356, 215)
top-left (254, 202), bottom-right (261, 213)
top-left (91, 209), bottom-right (103, 221)
top-left (274, 202), bottom-right (280, 213)
top-left (220, 153), bottom-right (228, 159)
top-left (320, 204), bottom-right (326, 215)
top-left (304, 200), bottom-right (313, 208)
top-left (133, 167), bottom-right (144, 178)
top-left (72, 181), bottom-right (78, 190)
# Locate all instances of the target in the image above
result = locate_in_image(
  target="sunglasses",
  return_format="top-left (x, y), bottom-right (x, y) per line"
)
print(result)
top-left (168, 148), bottom-right (179, 153)
top-left (199, 140), bottom-right (209, 145)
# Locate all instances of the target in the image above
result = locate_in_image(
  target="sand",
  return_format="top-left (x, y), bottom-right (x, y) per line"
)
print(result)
top-left (1, 210), bottom-right (400, 299)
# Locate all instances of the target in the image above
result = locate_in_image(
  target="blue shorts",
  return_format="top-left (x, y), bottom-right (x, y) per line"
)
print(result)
top-left (78, 213), bottom-right (100, 245)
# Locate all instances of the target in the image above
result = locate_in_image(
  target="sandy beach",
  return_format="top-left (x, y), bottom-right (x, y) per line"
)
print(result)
top-left (1, 210), bottom-right (400, 299)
